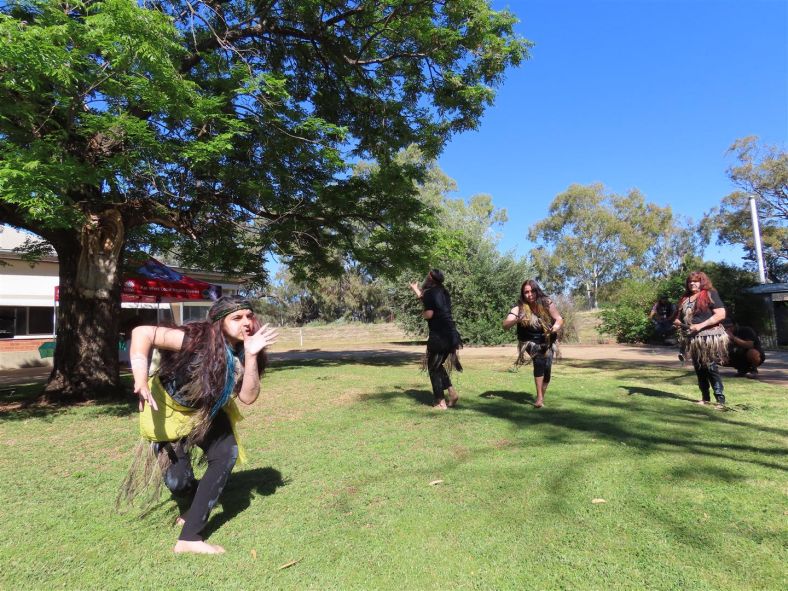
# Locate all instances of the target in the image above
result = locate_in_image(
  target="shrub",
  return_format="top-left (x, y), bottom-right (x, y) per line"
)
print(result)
top-left (599, 305), bottom-right (655, 343)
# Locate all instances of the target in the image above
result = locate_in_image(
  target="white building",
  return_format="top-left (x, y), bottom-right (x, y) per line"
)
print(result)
top-left (0, 225), bottom-right (244, 369)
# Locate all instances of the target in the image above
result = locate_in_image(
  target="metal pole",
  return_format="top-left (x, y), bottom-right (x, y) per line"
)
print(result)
top-left (749, 195), bottom-right (767, 284)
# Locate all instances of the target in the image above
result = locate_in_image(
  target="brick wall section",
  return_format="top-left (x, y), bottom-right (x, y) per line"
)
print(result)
top-left (0, 338), bottom-right (53, 352)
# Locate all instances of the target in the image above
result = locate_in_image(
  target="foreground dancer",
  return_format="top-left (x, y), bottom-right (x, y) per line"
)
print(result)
top-left (674, 272), bottom-right (728, 409)
top-left (409, 269), bottom-right (462, 409)
top-left (503, 280), bottom-right (563, 408)
top-left (119, 296), bottom-right (277, 554)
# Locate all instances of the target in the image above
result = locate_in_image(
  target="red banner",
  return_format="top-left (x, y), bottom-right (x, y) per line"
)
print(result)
top-left (122, 258), bottom-right (222, 301)
top-left (54, 258), bottom-right (222, 302)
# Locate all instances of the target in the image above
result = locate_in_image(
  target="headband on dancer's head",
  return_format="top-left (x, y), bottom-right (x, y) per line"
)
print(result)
top-left (209, 296), bottom-right (253, 323)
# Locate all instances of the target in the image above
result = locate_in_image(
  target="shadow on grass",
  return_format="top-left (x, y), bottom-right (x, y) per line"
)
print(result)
top-left (0, 387), bottom-right (137, 422)
top-left (480, 390), bottom-right (534, 405)
top-left (619, 385), bottom-right (696, 402)
top-left (202, 467), bottom-right (286, 538)
top-left (518, 394), bottom-right (784, 471)
top-left (270, 349), bottom-right (422, 370)
top-left (401, 388), bottom-right (434, 407)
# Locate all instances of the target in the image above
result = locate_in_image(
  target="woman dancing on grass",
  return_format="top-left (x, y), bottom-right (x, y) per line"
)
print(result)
top-left (119, 296), bottom-right (277, 554)
top-left (502, 279), bottom-right (563, 408)
top-left (410, 269), bottom-right (462, 409)
top-left (674, 271), bottom-right (729, 409)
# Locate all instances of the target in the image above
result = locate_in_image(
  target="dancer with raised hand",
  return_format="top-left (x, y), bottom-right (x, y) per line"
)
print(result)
top-left (410, 269), bottom-right (462, 409)
top-left (503, 279), bottom-right (563, 408)
top-left (119, 296), bottom-right (277, 554)
top-left (674, 271), bottom-right (729, 409)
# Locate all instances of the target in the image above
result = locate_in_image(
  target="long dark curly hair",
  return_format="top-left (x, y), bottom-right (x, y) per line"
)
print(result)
top-left (156, 298), bottom-right (266, 442)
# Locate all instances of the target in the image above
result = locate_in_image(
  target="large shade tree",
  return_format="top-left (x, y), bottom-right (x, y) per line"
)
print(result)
top-left (0, 0), bottom-right (529, 400)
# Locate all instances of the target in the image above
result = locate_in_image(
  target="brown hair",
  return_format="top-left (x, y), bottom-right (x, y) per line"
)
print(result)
top-left (519, 279), bottom-right (549, 307)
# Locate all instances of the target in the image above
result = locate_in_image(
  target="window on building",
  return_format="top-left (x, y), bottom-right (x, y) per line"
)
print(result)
top-left (0, 307), bottom-right (14, 339)
top-left (0, 306), bottom-right (55, 338)
top-left (182, 305), bottom-right (210, 324)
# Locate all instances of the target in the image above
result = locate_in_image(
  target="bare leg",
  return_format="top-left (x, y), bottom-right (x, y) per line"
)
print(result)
top-left (447, 386), bottom-right (459, 408)
top-left (534, 376), bottom-right (545, 408)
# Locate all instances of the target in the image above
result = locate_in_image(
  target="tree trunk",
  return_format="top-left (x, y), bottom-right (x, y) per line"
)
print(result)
top-left (43, 209), bottom-right (126, 403)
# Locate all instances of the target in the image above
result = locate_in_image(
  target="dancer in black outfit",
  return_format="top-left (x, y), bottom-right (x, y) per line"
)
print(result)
top-left (502, 279), bottom-right (563, 408)
top-left (410, 269), bottom-right (462, 409)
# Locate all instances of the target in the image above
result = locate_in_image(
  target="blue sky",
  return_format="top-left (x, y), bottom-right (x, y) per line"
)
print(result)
top-left (436, 0), bottom-right (788, 264)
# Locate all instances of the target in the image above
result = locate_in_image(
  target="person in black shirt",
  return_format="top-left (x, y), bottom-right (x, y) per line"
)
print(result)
top-left (674, 271), bottom-right (729, 408)
top-left (410, 269), bottom-right (462, 409)
top-left (722, 318), bottom-right (765, 377)
top-left (502, 279), bottom-right (563, 408)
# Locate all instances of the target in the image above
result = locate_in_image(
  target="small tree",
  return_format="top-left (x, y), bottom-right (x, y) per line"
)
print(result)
top-left (704, 137), bottom-right (788, 282)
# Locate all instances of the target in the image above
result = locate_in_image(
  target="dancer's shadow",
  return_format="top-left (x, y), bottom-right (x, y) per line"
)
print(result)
top-left (402, 388), bottom-right (434, 407)
top-left (480, 390), bottom-right (534, 405)
top-left (621, 385), bottom-right (695, 402)
top-left (201, 467), bottom-right (286, 537)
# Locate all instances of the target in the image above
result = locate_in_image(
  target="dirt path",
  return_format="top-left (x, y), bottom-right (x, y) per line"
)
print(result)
top-left (269, 342), bottom-right (787, 387)
top-left (2, 343), bottom-right (786, 388)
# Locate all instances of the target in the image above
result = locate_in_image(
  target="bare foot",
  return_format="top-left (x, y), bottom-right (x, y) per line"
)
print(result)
top-left (694, 400), bottom-right (709, 405)
top-left (447, 388), bottom-right (459, 408)
top-left (433, 399), bottom-right (448, 410)
top-left (173, 540), bottom-right (225, 554)
top-left (175, 516), bottom-right (185, 527)
top-left (714, 403), bottom-right (725, 411)
top-left (534, 399), bottom-right (544, 408)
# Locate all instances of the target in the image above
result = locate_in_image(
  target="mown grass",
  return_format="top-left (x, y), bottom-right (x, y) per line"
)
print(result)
top-left (0, 353), bottom-right (785, 590)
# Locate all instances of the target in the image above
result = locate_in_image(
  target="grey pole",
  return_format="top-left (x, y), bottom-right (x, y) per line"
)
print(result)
top-left (748, 195), bottom-right (767, 283)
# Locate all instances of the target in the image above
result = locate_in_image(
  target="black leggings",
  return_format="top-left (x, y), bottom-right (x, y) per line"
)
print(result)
top-left (692, 359), bottom-right (725, 404)
top-left (157, 412), bottom-right (239, 541)
top-left (532, 352), bottom-right (552, 384)
top-left (427, 350), bottom-right (452, 403)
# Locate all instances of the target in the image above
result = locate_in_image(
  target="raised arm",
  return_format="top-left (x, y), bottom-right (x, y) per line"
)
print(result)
top-left (236, 324), bottom-right (278, 405)
top-left (129, 326), bottom-right (185, 411)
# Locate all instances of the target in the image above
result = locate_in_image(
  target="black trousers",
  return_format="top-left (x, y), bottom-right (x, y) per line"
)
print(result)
top-left (427, 350), bottom-right (452, 403)
top-left (157, 411), bottom-right (239, 541)
top-left (692, 360), bottom-right (725, 404)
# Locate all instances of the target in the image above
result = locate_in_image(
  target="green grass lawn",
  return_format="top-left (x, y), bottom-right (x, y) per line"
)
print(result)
top-left (1, 354), bottom-right (785, 590)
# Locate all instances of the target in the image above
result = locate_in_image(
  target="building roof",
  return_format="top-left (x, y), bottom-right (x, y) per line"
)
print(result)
top-left (744, 283), bottom-right (788, 295)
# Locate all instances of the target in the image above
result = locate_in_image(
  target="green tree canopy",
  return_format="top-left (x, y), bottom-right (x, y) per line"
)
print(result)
top-left (704, 137), bottom-right (788, 281)
top-left (0, 0), bottom-right (529, 399)
top-left (387, 154), bottom-right (532, 345)
top-left (528, 183), bottom-right (707, 308)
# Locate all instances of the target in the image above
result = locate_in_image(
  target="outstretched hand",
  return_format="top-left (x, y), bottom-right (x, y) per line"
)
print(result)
top-left (134, 382), bottom-right (158, 412)
top-left (244, 324), bottom-right (278, 355)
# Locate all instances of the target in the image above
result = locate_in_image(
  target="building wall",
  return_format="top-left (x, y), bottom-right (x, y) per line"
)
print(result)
top-left (0, 257), bottom-right (59, 307)
top-left (1, 230), bottom-right (245, 368)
